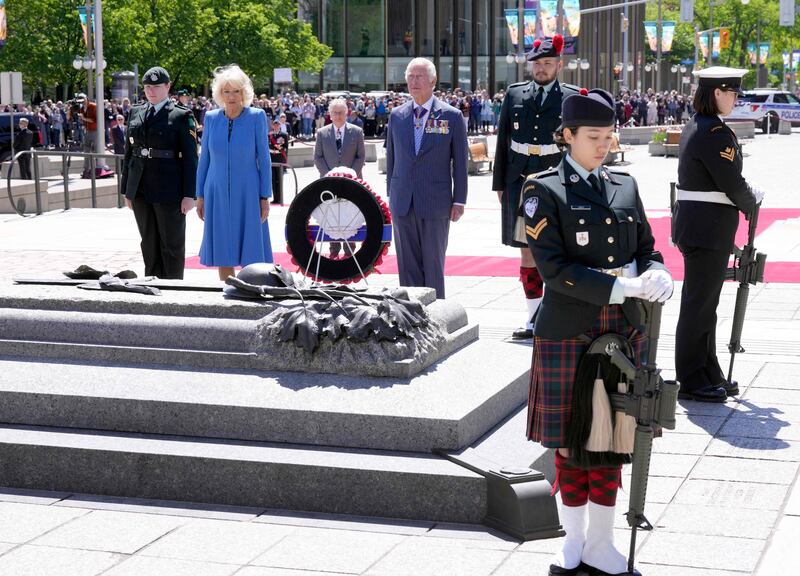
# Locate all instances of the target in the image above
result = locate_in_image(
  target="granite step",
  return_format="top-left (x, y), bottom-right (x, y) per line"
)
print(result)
top-left (0, 338), bottom-right (530, 453)
top-left (0, 424), bottom-right (486, 523)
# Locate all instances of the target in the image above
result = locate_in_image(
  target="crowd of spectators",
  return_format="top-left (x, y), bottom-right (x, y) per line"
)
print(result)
top-left (613, 88), bottom-right (694, 127)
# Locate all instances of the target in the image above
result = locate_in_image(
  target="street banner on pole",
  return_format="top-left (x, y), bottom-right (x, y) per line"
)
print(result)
top-left (0, 71), bottom-right (23, 105)
top-left (0, 0), bottom-right (7, 47)
top-left (644, 21), bottom-right (675, 54)
top-left (779, 0), bottom-right (795, 27)
top-left (680, 0), bottom-right (694, 23)
top-left (504, 9), bottom-right (519, 49)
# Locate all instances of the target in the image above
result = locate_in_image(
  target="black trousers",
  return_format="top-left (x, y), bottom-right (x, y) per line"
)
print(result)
top-left (270, 165), bottom-right (284, 204)
top-left (18, 154), bottom-right (31, 180)
top-left (131, 198), bottom-right (186, 279)
top-left (675, 244), bottom-right (730, 391)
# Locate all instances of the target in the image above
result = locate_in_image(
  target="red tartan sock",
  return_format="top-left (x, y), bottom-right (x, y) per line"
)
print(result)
top-left (588, 465), bottom-right (623, 506)
top-left (553, 451), bottom-right (589, 507)
top-left (520, 266), bottom-right (544, 299)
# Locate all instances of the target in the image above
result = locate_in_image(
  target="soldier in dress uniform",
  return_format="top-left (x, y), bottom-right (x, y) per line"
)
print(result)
top-left (672, 67), bottom-right (764, 403)
top-left (521, 88), bottom-right (673, 576)
top-left (121, 66), bottom-right (198, 279)
top-left (493, 34), bottom-right (578, 340)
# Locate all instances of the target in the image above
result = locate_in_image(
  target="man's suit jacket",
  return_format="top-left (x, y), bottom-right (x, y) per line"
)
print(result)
top-left (313, 122), bottom-right (365, 178)
top-left (121, 101), bottom-right (198, 203)
top-left (385, 97), bottom-right (468, 219)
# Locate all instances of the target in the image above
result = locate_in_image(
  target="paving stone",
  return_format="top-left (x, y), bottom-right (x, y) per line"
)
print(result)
top-left (733, 402), bottom-right (800, 423)
top-left (518, 528), bottom-right (636, 556)
top-left (0, 487), bottom-right (70, 505)
top-left (784, 477), bottom-right (800, 516)
top-left (707, 437), bottom-right (800, 462)
top-left (752, 363), bottom-right (800, 390)
top-left (364, 535), bottom-right (511, 576)
top-left (491, 551), bottom-right (558, 575)
top-left (612, 503), bottom-right (667, 530)
top-left (640, 453), bottom-right (700, 478)
top-left (743, 387), bottom-right (800, 406)
top-left (0, 543), bottom-right (13, 555)
top-left (103, 556), bottom-right (239, 576)
top-left (655, 504), bottom-right (778, 539)
top-left (720, 415), bottom-right (800, 441)
top-left (424, 523), bottom-right (520, 549)
top-left (618, 475), bottom-right (684, 505)
top-left (32, 509), bottom-right (186, 554)
top-left (672, 414), bottom-right (726, 436)
top-left (672, 479), bottom-right (789, 511)
top-left (755, 515), bottom-right (800, 576)
top-left (253, 509), bottom-right (433, 535)
top-left (637, 563), bottom-right (749, 576)
top-left (689, 456), bottom-right (799, 485)
top-left (140, 519), bottom-right (294, 565)
top-left (0, 544), bottom-right (123, 576)
top-left (0, 501), bottom-right (89, 544)
top-left (674, 401), bottom-right (738, 417)
top-left (235, 568), bottom-right (345, 576)
top-left (251, 527), bottom-right (403, 573)
top-left (652, 432), bottom-right (712, 455)
top-left (56, 494), bottom-right (264, 522)
top-left (636, 532), bottom-right (765, 572)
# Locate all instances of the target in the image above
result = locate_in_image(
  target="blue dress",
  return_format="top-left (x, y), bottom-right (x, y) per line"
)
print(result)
top-left (197, 107), bottom-right (273, 266)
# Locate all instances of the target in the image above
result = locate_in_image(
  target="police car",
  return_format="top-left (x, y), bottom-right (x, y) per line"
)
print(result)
top-left (724, 89), bottom-right (800, 133)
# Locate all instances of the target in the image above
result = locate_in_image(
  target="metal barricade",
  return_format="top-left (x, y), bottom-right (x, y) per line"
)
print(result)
top-left (5, 149), bottom-right (123, 217)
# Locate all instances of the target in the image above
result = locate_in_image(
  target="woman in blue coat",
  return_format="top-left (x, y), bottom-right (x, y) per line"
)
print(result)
top-left (196, 64), bottom-right (272, 281)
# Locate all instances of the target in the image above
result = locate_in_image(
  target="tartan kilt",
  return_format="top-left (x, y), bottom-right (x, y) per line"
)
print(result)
top-left (501, 177), bottom-right (527, 248)
top-left (526, 304), bottom-right (649, 448)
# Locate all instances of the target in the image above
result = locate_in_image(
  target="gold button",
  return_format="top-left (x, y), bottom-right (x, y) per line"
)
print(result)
top-left (628, 216), bottom-right (634, 222)
top-left (579, 219), bottom-right (585, 225)
top-left (608, 256), bottom-right (615, 263)
top-left (605, 218), bottom-right (612, 225)
top-left (608, 237), bottom-right (615, 244)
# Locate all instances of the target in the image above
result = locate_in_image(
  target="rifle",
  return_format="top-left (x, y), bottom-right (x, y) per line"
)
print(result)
top-left (725, 203), bottom-right (767, 384)
top-left (592, 301), bottom-right (679, 573)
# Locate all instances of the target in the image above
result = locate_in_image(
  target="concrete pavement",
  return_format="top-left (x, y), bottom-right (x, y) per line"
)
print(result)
top-left (0, 130), bottom-right (799, 575)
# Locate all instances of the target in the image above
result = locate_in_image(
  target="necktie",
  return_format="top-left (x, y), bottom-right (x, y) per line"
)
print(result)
top-left (145, 106), bottom-right (156, 125)
top-left (534, 86), bottom-right (544, 108)
top-left (587, 173), bottom-right (604, 196)
top-left (414, 106), bottom-right (427, 154)
top-left (336, 129), bottom-right (342, 151)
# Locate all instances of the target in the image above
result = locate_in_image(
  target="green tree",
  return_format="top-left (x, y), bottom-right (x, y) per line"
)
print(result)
top-left (0, 0), bottom-right (332, 96)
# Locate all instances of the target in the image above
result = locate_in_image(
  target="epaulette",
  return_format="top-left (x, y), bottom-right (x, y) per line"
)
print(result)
top-left (606, 168), bottom-right (631, 177)
top-left (560, 83), bottom-right (581, 93)
top-left (507, 81), bottom-right (528, 90)
top-left (175, 102), bottom-right (190, 110)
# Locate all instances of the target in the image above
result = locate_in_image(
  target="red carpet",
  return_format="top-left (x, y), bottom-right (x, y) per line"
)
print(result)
top-left (186, 208), bottom-right (800, 283)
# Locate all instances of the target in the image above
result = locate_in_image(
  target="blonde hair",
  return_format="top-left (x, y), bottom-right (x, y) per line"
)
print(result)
top-left (211, 64), bottom-right (255, 107)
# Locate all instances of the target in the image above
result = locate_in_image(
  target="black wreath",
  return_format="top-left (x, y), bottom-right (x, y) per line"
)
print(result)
top-left (285, 175), bottom-right (391, 283)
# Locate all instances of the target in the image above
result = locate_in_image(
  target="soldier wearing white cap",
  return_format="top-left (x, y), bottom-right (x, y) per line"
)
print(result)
top-left (671, 67), bottom-right (765, 402)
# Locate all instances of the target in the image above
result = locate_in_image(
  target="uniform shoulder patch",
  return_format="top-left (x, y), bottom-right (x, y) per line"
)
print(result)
top-left (524, 196), bottom-right (539, 218)
top-left (607, 168), bottom-right (631, 177)
top-left (710, 125), bottom-right (724, 132)
top-left (560, 83), bottom-right (581, 94)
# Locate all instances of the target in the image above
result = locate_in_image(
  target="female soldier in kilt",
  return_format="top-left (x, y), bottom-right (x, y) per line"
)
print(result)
top-left (520, 89), bottom-right (673, 576)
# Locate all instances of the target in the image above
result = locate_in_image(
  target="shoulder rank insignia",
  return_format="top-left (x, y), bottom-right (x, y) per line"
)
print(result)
top-left (526, 217), bottom-right (548, 240)
top-left (710, 125), bottom-right (724, 132)
top-left (719, 147), bottom-right (735, 162)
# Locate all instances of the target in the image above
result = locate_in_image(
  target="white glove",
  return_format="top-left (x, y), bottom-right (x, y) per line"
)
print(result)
top-left (616, 277), bottom-right (647, 299)
top-left (639, 269), bottom-right (674, 303)
top-left (751, 186), bottom-right (765, 204)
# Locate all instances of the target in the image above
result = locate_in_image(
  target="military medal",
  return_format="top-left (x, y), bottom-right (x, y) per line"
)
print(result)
top-left (570, 174), bottom-right (580, 183)
top-left (576, 231), bottom-right (589, 246)
top-left (440, 120), bottom-right (449, 134)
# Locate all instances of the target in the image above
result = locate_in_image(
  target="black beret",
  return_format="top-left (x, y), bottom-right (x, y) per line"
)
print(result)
top-left (177, 89), bottom-right (190, 96)
top-left (142, 67), bottom-right (170, 85)
top-left (526, 34), bottom-right (565, 61)
top-left (561, 88), bottom-right (616, 128)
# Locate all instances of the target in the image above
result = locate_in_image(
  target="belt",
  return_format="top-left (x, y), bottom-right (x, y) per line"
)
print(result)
top-left (133, 147), bottom-right (179, 159)
top-left (510, 140), bottom-right (560, 157)
top-left (594, 261), bottom-right (638, 278)
top-left (676, 188), bottom-right (735, 207)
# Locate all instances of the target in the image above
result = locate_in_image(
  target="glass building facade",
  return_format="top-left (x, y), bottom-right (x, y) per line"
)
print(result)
top-left (298, 1), bottom-right (650, 95)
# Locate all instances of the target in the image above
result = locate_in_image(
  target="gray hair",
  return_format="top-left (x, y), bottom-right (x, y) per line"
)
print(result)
top-left (211, 64), bottom-right (255, 107)
top-left (328, 99), bottom-right (348, 114)
top-left (405, 58), bottom-right (437, 81)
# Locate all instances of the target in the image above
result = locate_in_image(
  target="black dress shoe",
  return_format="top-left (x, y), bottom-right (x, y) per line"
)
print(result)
top-left (719, 380), bottom-right (739, 396)
top-left (511, 327), bottom-right (533, 340)
top-left (548, 563), bottom-right (584, 576)
top-left (582, 565), bottom-right (641, 576)
top-left (677, 384), bottom-right (727, 403)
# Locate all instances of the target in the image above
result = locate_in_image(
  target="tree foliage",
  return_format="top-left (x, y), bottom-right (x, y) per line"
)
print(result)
top-left (646, 0), bottom-right (800, 88)
top-left (0, 0), bottom-right (332, 95)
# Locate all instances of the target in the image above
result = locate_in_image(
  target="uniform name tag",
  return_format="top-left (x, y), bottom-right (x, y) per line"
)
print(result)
top-left (570, 205), bottom-right (591, 211)
top-left (576, 231), bottom-right (589, 246)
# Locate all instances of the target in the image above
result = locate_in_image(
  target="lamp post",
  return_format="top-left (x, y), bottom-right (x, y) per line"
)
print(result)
top-left (568, 58), bottom-right (590, 87)
top-left (645, 63), bottom-right (656, 91)
top-left (671, 64), bottom-right (687, 94)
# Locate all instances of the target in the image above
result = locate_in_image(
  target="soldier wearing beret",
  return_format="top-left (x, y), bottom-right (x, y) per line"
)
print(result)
top-left (672, 67), bottom-right (764, 402)
top-left (493, 34), bottom-right (579, 340)
top-left (121, 66), bottom-right (198, 279)
top-left (521, 88), bottom-right (672, 576)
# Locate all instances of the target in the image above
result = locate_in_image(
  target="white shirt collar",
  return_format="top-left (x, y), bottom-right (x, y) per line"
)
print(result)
top-left (565, 153), bottom-right (601, 183)
top-left (150, 98), bottom-right (170, 114)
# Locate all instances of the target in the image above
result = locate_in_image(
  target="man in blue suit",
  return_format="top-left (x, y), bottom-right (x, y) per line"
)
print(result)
top-left (386, 58), bottom-right (468, 299)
